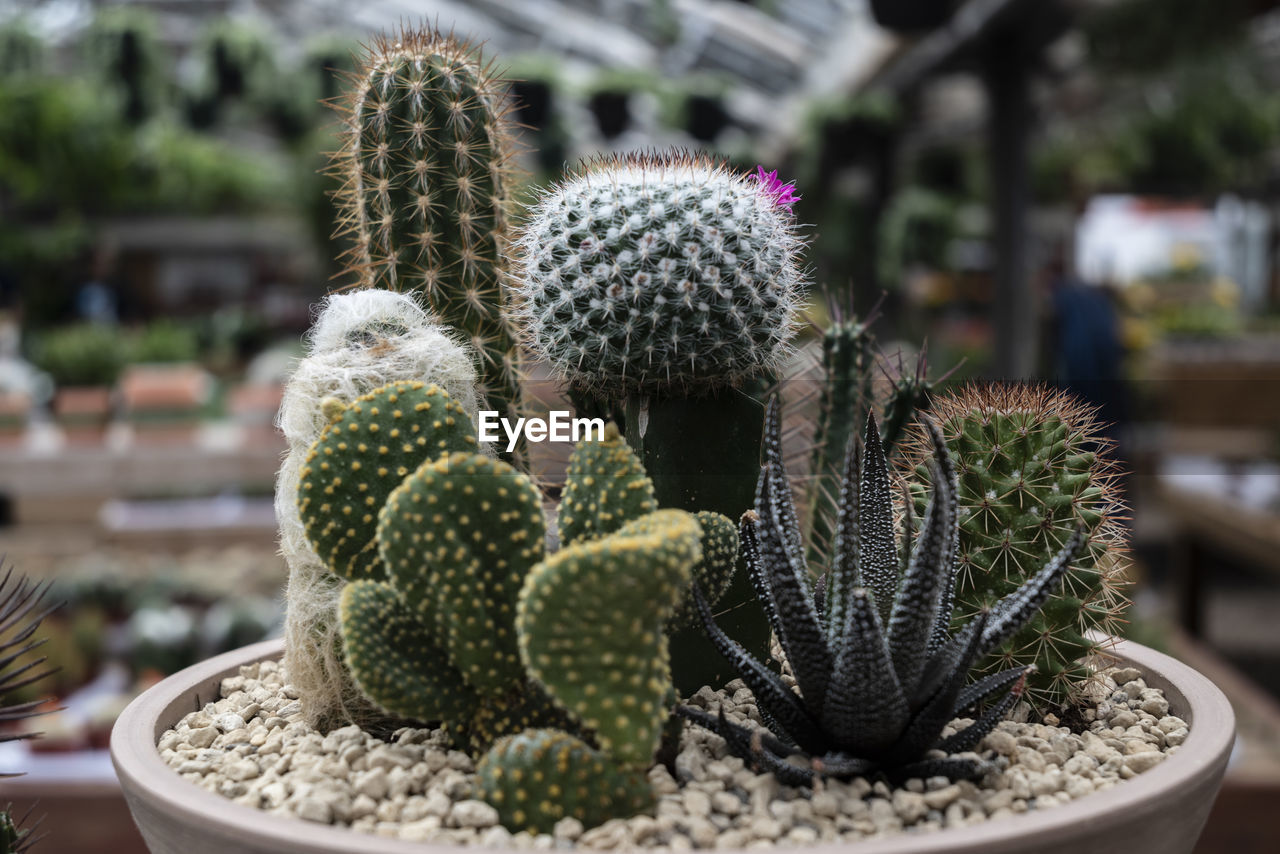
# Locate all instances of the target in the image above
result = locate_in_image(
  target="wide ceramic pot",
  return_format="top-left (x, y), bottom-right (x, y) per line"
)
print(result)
top-left (112, 637), bottom-right (1234, 854)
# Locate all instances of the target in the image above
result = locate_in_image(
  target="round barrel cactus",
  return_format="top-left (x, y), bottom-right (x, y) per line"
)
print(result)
top-left (907, 383), bottom-right (1130, 709)
top-left (513, 152), bottom-right (806, 397)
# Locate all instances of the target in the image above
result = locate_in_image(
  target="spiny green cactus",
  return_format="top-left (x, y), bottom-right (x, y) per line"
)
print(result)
top-left (805, 305), bottom-right (935, 594)
top-left (475, 729), bottom-right (653, 835)
top-left (334, 27), bottom-right (524, 451)
top-left (907, 383), bottom-right (1129, 709)
top-left (668, 511), bottom-right (738, 632)
top-left (807, 307), bottom-right (877, 570)
top-left (513, 151), bottom-right (808, 691)
top-left (297, 381), bottom-right (479, 583)
top-left (339, 450), bottom-right (557, 750)
top-left (514, 151), bottom-right (806, 397)
top-left (298, 385), bottom-right (732, 831)
top-left (519, 508), bottom-right (700, 766)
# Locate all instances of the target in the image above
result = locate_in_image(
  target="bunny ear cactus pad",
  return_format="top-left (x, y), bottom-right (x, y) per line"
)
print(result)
top-left (377, 451), bottom-right (544, 696)
top-left (297, 381), bottom-right (478, 582)
top-left (558, 422), bottom-right (656, 547)
top-left (339, 580), bottom-right (477, 722)
top-left (519, 509), bottom-right (701, 766)
top-left (334, 27), bottom-right (524, 451)
top-left (907, 383), bottom-right (1130, 709)
top-left (476, 729), bottom-right (654, 835)
top-left (558, 427), bottom-right (738, 631)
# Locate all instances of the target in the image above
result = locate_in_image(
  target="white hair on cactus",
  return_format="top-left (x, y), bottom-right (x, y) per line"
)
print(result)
top-left (511, 151), bottom-right (809, 397)
top-left (276, 288), bottom-right (482, 729)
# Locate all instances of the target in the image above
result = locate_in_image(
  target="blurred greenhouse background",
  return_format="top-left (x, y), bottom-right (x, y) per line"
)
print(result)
top-left (2, 0), bottom-right (1280, 851)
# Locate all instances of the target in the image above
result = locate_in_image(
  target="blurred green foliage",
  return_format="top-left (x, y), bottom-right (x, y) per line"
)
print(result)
top-left (31, 324), bottom-right (129, 387)
top-left (1084, 0), bottom-right (1251, 74)
top-left (1035, 59), bottom-right (1280, 201)
top-left (129, 320), bottom-right (200, 364)
top-left (0, 11), bottom-right (354, 329)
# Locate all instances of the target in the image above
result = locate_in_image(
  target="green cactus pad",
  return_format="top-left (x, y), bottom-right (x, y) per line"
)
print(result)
top-left (378, 451), bottom-right (544, 696)
top-left (475, 729), bottom-right (654, 834)
top-left (298, 381), bottom-right (478, 582)
top-left (467, 681), bottom-right (583, 754)
top-left (339, 580), bottom-right (476, 722)
top-left (558, 422), bottom-right (656, 547)
top-left (668, 511), bottom-right (739, 630)
top-left (519, 509), bottom-right (701, 766)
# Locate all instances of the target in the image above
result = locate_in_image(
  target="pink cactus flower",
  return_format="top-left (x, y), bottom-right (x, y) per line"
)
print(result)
top-left (754, 165), bottom-right (801, 211)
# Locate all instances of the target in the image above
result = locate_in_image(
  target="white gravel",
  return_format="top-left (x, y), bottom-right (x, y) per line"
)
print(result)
top-left (157, 661), bottom-right (1187, 848)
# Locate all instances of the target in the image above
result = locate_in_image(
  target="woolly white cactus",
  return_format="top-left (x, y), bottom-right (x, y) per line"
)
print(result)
top-left (277, 289), bottom-right (482, 728)
top-left (513, 152), bottom-right (807, 396)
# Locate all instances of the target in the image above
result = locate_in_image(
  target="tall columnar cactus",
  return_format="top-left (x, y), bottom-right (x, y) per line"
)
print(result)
top-left (807, 307), bottom-right (877, 570)
top-left (334, 27), bottom-right (524, 456)
top-left (513, 151), bottom-right (808, 691)
top-left (906, 383), bottom-right (1129, 709)
top-left (805, 305), bottom-right (933, 576)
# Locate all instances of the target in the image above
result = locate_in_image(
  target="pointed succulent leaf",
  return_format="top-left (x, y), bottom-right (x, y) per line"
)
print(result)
top-left (954, 665), bottom-right (1032, 714)
top-left (675, 705), bottom-right (801, 759)
top-left (887, 421), bottom-right (958, 693)
top-left (756, 463), bottom-right (833, 711)
top-left (885, 611), bottom-right (987, 766)
top-left (822, 589), bottom-right (908, 752)
top-left (475, 729), bottom-right (654, 834)
top-left (377, 452), bottom-right (544, 696)
top-left (298, 381), bottom-right (479, 582)
top-left (826, 433), bottom-right (860, 647)
top-left (691, 584), bottom-right (827, 754)
top-left (927, 475), bottom-right (960, 656)
top-left (689, 706), bottom-right (815, 788)
top-left (759, 396), bottom-right (804, 560)
top-left (558, 422), bottom-right (656, 546)
top-left (935, 669), bottom-right (1028, 754)
top-left (858, 414), bottom-right (899, 625)
top-left (740, 510), bottom-right (783, 640)
top-left (813, 752), bottom-right (876, 778)
top-left (339, 580), bottom-right (477, 722)
top-left (911, 610), bottom-right (986, 710)
top-left (978, 527), bottom-right (1085, 659)
top-left (890, 756), bottom-right (989, 783)
top-left (519, 510), bottom-right (699, 766)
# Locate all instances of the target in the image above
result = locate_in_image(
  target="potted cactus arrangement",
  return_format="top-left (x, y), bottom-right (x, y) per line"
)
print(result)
top-left (113, 24), bottom-right (1232, 854)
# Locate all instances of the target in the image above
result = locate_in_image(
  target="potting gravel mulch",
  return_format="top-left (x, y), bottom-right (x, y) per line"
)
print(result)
top-left (158, 660), bottom-right (1189, 849)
